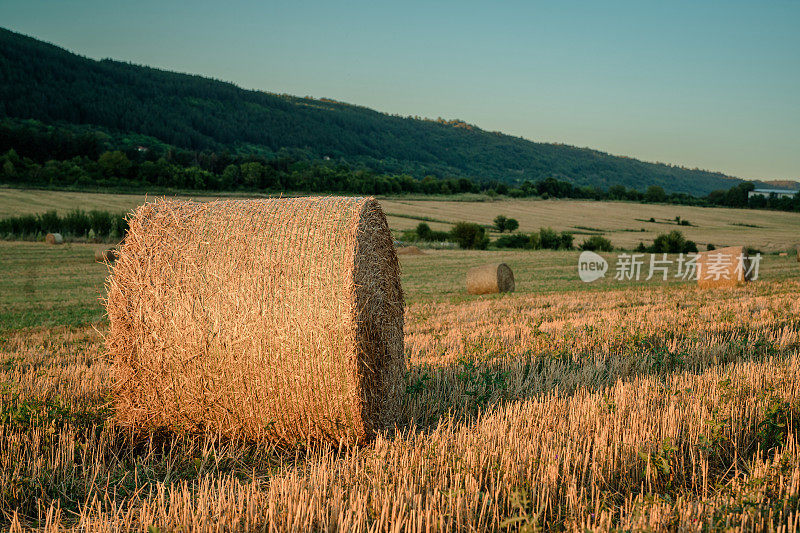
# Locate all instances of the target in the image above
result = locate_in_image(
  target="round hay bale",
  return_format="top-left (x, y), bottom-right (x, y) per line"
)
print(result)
top-left (396, 245), bottom-right (425, 256)
top-left (45, 233), bottom-right (63, 245)
top-left (95, 248), bottom-right (118, 263)
top-left (106, 197), bottom-right (404, 445)
top-left (466, 263), bottom-right (515, 295)
top-left (696, 246), bottom-right (750, 288)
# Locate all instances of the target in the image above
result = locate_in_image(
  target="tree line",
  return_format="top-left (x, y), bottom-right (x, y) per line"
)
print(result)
top-left (1, 118), bottom-right (798, 212)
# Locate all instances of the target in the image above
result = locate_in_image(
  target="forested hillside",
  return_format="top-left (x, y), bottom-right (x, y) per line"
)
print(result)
top-left (0, 27), bottom-right (746, 196)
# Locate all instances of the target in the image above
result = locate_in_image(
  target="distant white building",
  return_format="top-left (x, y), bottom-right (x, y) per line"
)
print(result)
top-left (748, 188), bottom-right (797, 200)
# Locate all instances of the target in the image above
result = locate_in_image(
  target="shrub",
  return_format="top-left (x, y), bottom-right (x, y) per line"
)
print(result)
top-left (529, 232), bottom-right (541, 250)
top-left (559, 232), bottom-right (574, 250)
top-left (647, 230), bottom-right (698, 253)
top-left (0, 210), bottom-right (128, 242)
top-left (536, 227), bottom-right (573, 250)
top-left (415, 222), bottom-right (432, 241)
top-left (580, 235), bottom-right (613, 252)
top-left (538, 227), bottom-right (561, 249)
top-left (400, 229), bottom-right (418, 242)
top-left (451, 222), bottom-right (489, 250)
top-left (494, 233), bottom-right (531, 249)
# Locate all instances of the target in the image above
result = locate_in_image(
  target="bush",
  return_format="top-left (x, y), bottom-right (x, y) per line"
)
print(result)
top-left (529, 232), bottom-right (541, 250)
top-left (494, 233), bottom-right (531, 249)
top-left (450, 222), bottom-right (489, 250)
top-left (538, 227), bottom-right (560, 249)
top-left (536, 227), bottom-right (573, 250)
top-left (644, 230), bottom-right (698, 253)
top-left (415, 222), bottom-right (432, 241)
top-left (0, 210), bottom-right (128, 242)
top-left (559, 232), bottom-right (574, 250)
top-left (399, 229), bottom-right (418, 242)
top-left (580, 235), bottom-right (613, 252)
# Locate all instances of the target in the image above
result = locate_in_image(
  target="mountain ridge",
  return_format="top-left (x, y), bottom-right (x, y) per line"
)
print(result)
top-left (0, 27), bottom-right (752, 195)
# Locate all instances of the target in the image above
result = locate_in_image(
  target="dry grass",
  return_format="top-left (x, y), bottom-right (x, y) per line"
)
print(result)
top-left (2, 277), bottom-right (800, 530)
top-left (380, 197), bottom-right (800, 251)
top-left (107, 197), bottom-right (404, 444)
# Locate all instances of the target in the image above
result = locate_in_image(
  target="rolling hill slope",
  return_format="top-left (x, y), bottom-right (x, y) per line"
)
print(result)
top-left (0, 27), bottom-right (745, 195)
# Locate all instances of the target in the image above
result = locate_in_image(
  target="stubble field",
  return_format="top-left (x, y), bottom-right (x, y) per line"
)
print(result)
top-left (3, 188), bottom-right (800, 251)
top-left (1, 194), bottom-right (800, 531)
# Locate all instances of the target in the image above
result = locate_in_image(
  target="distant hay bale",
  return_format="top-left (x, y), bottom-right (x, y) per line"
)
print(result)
top-left (696, 245), bottom-right (751, 288)
top-left (396, 245), bottom-right (425, 256)
top-left (95, 249), bottom-right (118, 263)
top-left (466, 263), bottom-right (515, 294)
top-left (106, 197), bottom-right (404, 445)
top-left (45, 233), bottom-right (63, 245)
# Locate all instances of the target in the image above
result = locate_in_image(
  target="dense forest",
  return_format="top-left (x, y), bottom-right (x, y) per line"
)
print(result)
top-left (1, 117), bottom-right (799, 212)
top-left (0, 27), bottom-right (755, 196)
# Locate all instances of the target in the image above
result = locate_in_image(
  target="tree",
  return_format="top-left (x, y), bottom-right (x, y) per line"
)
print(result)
top-left (580, 235), bottom-right (613, 252)
top-left (650, 230), bottom-right (697, 253)
top-left (493, 215), bottom-right (508, 232)
top-left (450, 222), bottom-right (489, 250)
top-left (415, 222), bottom-right (432, 241)
top-left (97, 150), bottom-right (132, 178)
top-left (645, 185), bottom-right (666, 203)
top-left (241, 161), bottom-right (265, 188)
top-left (505, 218), bottom-right (519, 232)
top-left (608, 184), bottom-right (628, 200)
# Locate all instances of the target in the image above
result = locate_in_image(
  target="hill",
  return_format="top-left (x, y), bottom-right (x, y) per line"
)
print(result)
top-left (0, 27), bottom-right (745, 195)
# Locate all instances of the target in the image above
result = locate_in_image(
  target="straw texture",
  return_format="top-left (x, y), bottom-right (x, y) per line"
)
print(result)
top-left (696, 246), bottom-right (751, 288)
top-left (45, 233), bottom-right (63, 245)
top-left (106, 196), bottom-right (404, 445)
top-left (466, 263), bottom-right (515, 294)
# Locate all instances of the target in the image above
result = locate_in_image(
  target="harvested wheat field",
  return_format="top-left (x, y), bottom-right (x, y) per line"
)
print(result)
top-left (3, 246), bottom-right (800, 531)
top-left (5, 189), bottom-right (800, 252)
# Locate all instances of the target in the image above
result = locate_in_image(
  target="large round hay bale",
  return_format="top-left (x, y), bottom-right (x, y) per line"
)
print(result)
top-left (45, 233), bottom-right (63, 245)
top-left (106, 197), bottom-right (404, 444)
top-left (95, 248), bottom-right (118, 263)
top-left (466, 263), bottom-right (515, 294)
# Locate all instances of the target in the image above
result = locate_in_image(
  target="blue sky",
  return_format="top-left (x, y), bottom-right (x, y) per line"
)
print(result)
top-left (1, 0), bottom-right (798, 181)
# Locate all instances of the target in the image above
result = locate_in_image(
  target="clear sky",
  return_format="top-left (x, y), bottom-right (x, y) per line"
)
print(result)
top-left (1, 0), bottom-right (798, 182)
